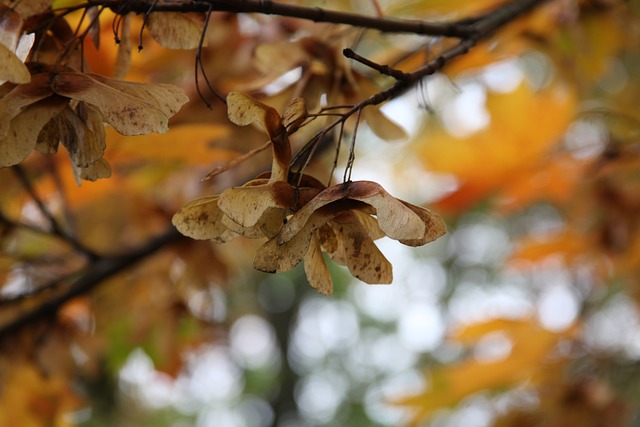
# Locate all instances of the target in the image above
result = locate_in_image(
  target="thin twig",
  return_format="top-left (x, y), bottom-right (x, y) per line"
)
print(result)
top-left (78, 0), bottom-right (475, 38)
top-left (0, 227), bottom-right (183, 339)
top-left (11, 166), bottom-right (99, 260)
top-left (343, 48), bottom-right (408, 80)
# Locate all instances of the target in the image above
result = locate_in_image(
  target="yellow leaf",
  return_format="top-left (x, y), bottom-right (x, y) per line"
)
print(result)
top-left (417, 81), bottom-right (576, 211)
top-left (105, 123), bottom-right (233, 165)
top-left (393, 319), bottom-right (574, 426)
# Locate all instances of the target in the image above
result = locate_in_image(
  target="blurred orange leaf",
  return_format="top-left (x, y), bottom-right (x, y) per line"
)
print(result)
top-left (417, 81), bottom-right (576, 212)
top-left (392, 318), bottom-right (573, 426)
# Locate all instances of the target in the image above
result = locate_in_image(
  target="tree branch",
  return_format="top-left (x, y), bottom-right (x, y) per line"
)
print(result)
top-left (75, 0), bottom-right (475, 37)
top-left (0, 226), bottom-right (183, 340)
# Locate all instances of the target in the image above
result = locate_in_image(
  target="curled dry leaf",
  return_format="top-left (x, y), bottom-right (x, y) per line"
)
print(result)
top-left (282, 97), bottom-right (307, 132)
top-left (0, 8), bottom-right (30, 84)
top-left (74, 158), bottom-right (111, 183)
top-left (0, 95), bottom-right (66, 166)
top-left (279, 180), bottom-right (439, 244)
top-left (254, 199), bottom-right (395, 294)
top-left (52, 72), bottom-right (189, 136)
top-left (0, 69), bottom-right (188, 179)
top-left (304, 234), bottom-right (333, 295)
top-left (172, 196), bottom-right (238, 243)
top-left (147, 12), bottom-right (203, 50)
top-left (227, 91), bottom-right (283, 137)
top-left (226, 92), bottom-right (293, 181)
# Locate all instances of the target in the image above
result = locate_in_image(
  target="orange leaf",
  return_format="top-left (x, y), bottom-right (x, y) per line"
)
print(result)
top-left (417, 81), bottom-right (576, 212)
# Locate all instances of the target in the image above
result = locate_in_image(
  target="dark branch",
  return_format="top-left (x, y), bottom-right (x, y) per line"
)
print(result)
top-left (0, 226), bottom-right (183, 339)
top-left (11, 165), bottom-right (99, 260)
top-left (343, 48), bottom-right (408, 80)
top-left (76, 0), bottom-right (475, 38)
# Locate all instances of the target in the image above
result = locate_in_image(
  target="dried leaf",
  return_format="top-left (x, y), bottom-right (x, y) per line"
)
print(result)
top-left (278, 181), bottom-right (429, 244)
top-left (218, 180), bottom-right (294, 228)
top-left (87, 6), bottom-right (101, 48)
top-left (304, 234), bottom-right (333, 295)
top-left (0, 74), bottom-right (54, 138)
top-left (282, 97), bottom-right (307, 132)
top-left (0, 7), bottom-right (22, 49)
top-left (253, 41), bottom-right (307, 74)
top-left (330, 213), bottom-right (393, 284)
top-left (75, 158), bottom-right (111, 183)
top-left (227, 91), bottom-right (283, 138)
top-left (147, 12), bottom-right (203, 50)
top-left (0, 96), bottom-right (66, 166)
top-left (172, 196), bottom-right (237, 242)
top-left (51, 72), bottom-right (188, 135)
top-left (397, 201), bottom-right (447, 247)
top-left (0, 43), bottom-right (29, 83)
top-left (253, 219), bottom-right (317, 273)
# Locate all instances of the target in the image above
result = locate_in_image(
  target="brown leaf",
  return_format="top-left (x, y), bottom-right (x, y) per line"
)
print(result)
top-left (253, 219), bottom-right (316, 273)
top-left (51, 72), bottom-right (188, 135)
top-left (397, 201), bottom-right (447, 247)
top-left (75, 158), bottom-right (111, 183)
top-left (36, 103), bottom-right (106, 167)
top-left (87, 6), bottom-right (101, 49)
top-left (147, 12), bottom-right (203, 50)
top-left (304, 233), bottom-right (333, 295)
top-left (0, 74), bottom-right (54, 137)
top-left (218, 180), bottom-right (294, 228)
top-left (0, 43), bottom-right (29, 83)
top-left (0, 96), bottom-right (66, 166)
top-left (226, 91), bottom-right (283, 139)
top-left (278, 181), bottom-right (427, 244)
top-left (330, 212), bottom-right (393, 284)
top-left (172, 196), bottom-right (237, 242)
top-left (282, 97), bottom-right (307, 132)
top-left (365, 105), bottom-right (408, 141)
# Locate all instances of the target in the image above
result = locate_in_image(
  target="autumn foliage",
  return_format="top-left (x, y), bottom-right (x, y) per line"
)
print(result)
top-left (1, 0), bottom-right (640, 426)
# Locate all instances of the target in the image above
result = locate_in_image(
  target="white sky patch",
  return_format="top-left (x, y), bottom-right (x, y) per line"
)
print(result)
top-left (473, 331), bottom-right (513, 363)
top-left (564, 120), bottom-right (608, 159)
top-left (261, 67), bottom-right (302, 96)
top-left (442, 82), bottom-right (490, 138)
top-left (229, 314), bottom-right (279, 369)
top-left (537, 284), bottom-right (580, 332)
top-left (397, 301), bottom-right (446, 352)
top-left (295, 370), bottom-right (349, 424)
top-left (481, 59), bottom-right (524, 93)
top-left (289, 298), bottom-right (360, 372)
top-left (364, 370), bottom-right (425, 426)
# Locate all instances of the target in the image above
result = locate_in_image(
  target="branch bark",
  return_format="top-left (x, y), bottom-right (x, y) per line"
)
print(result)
top-left (0, 227), bottom-right (183, 340)
top-left (82, 0), bottom-right (474, 37)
